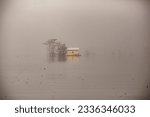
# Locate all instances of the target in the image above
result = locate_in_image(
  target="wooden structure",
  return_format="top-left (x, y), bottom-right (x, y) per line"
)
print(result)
top-left (66, 48), bottom-right (80, 56)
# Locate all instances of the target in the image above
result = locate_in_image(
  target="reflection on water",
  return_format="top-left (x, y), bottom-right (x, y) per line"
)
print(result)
top-left (48, 54), bottom-right (80, 62)
top-left (66, 56), bottom-right (80, 61)
top-left (48, 54), bottom-right (67, 62)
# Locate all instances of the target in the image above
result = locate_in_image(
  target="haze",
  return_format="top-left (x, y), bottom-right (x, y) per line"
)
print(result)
top-left (0, 0), bottom-right (150, 99)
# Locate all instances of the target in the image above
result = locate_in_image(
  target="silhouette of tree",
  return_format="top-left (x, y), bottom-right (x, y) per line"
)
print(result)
top-left (44, 39), bottom-right (67, 56)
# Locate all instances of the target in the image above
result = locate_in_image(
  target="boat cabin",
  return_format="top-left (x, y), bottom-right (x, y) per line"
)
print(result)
top-left (66, 48), bottom-right (80, 56)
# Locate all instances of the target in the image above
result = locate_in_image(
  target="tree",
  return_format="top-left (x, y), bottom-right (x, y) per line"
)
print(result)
top-left (44, 39), bottom-right (67, 56)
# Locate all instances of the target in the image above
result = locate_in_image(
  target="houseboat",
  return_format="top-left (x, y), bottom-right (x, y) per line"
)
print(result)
top-left (66, 48), bottom-right (80, 56)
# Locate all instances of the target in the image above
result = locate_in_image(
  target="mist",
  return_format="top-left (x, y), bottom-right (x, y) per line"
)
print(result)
top-left (0, 0), bottom-right (150, 99)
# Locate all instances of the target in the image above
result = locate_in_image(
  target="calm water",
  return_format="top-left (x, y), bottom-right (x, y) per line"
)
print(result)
top-left (0, 0), bottom-right (150, 99)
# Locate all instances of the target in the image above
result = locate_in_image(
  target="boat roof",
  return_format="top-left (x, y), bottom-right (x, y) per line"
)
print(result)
top-left (67, 48), bottom-right (79, 51)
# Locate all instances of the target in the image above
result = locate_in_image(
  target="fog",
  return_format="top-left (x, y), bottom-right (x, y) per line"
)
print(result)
top-left (0, 0), bottom-right (150, 99)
